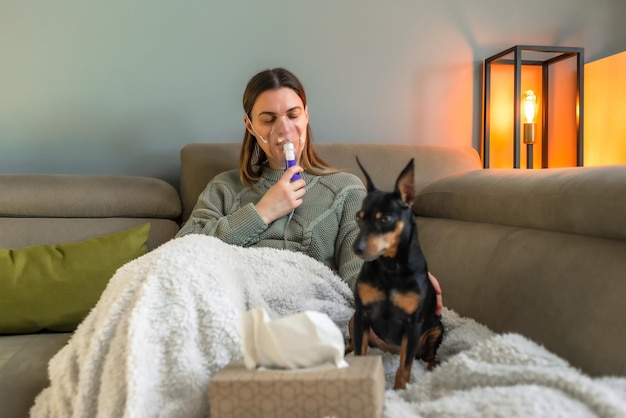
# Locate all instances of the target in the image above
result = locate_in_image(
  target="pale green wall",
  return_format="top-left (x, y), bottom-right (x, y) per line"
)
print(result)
top-left (1, 0), bottom-right (625, 184)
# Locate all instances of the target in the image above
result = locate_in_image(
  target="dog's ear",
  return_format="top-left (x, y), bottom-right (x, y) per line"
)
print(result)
top-left (356, 156), bottom-right (377, 192)
top-left (394, 158), bottom-right (415, 207)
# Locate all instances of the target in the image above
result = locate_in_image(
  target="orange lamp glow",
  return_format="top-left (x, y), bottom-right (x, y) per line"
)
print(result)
top-left (584, 51), bottom-right (626, 166)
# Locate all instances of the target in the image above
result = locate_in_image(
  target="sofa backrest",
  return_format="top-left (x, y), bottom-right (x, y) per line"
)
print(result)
top-left (179, 142), bottom-right (481, 222)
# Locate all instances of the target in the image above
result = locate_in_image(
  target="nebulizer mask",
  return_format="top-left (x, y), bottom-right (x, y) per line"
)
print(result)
top-left (247, 114), bottom-right (306, 180)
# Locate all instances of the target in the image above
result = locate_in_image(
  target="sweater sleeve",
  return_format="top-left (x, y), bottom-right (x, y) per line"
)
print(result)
top-left (176, 178), bottom-right (268, 247)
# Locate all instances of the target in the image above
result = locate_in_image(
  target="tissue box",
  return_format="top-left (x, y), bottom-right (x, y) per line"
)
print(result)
top-left (209, 355), bottom-right (385, 418)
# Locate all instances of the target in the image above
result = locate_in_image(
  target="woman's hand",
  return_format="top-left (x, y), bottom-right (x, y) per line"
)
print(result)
top-left (428, 272), bottom-right (443, 316)
top-left (255, 165), bottom-right (306, 224)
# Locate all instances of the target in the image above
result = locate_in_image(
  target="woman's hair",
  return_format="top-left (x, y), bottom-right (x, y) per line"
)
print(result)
top-left (240, 67), bottom-right (337, 189)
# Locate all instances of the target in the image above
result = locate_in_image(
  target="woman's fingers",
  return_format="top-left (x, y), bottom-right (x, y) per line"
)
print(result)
top-left (428, 272), bottom-right (443, 316)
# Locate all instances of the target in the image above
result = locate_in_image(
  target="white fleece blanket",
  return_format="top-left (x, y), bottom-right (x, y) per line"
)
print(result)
top-left (381, 312), bottom-right (626, 418)
top-left (31, 235), bottom-right (626, 418)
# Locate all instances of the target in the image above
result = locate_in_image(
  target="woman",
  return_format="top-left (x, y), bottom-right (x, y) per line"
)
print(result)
top-left (177, 67), bottom-right (366, 290)
top-left (178, 67), bottom-right (442, 304)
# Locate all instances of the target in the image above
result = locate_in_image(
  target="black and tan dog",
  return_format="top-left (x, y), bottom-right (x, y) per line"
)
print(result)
top-left (346, 157), bottom-right (443, 390)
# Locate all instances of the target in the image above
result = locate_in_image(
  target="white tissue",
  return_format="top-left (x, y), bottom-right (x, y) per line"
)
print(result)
top-left (240, 307), bottom-right (348, 370)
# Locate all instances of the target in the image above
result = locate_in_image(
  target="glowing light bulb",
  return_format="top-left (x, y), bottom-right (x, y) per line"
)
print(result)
top-left (523, 90), bottom-right (538, 123)
top-left (522, 90), bottom-right (538, 144)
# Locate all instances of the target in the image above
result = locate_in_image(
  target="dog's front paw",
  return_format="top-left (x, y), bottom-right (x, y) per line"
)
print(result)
top-left (393, 367), bottom-right (411, 390)
top-left (393, 379), bottom-right (408, 390)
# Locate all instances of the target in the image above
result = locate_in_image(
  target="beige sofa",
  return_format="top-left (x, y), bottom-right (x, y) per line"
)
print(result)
top-left (2, 142), bottom-right (625, 417)
top-left (0, 175), bottom-right (182, 417)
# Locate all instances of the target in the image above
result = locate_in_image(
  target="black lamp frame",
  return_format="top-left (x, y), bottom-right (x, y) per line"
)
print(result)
top-left (482, 45), bottom-right (584, 169)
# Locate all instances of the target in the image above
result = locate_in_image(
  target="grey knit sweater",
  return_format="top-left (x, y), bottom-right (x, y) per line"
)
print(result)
top-left (176, 167), bottom-right (367, 289)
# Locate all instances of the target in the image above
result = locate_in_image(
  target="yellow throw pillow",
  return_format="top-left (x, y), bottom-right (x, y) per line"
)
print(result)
top-left (0, 223), bottom-right (150, 334)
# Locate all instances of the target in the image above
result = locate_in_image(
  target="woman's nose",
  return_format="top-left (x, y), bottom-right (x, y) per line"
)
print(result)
top-left (273, 116), bottom-right (294, 137)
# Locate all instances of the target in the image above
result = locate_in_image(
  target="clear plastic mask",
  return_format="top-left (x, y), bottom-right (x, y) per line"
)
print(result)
top-left (247, 114), bottom-right (306, 146)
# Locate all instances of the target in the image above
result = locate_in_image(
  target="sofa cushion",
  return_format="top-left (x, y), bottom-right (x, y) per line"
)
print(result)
top-left (0, 223), bottom-right (150, 334)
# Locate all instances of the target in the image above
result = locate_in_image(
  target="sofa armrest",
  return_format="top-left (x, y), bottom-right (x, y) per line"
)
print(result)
top-left (0, 174), bottom-right (181, 219)
top-left (417, 165), bottom-right (626, 240)
top-left (0, 175), bottom-right (181, 250)
top-left (415, 165), bottom-right (626, 376)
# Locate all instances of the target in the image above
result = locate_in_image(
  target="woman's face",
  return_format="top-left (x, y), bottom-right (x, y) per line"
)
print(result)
top-left (245, 87), bottom-right (309, 170)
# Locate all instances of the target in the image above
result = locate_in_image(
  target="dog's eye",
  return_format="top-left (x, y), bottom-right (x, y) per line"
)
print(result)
top-left (380, 215), bottom-right (393, 225)
top-left (355, 212), bottom-right (363, 225)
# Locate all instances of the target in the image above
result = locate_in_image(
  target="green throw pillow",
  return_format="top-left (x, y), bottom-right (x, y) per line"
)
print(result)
top-left (0, 223), bottom-right (150, 334)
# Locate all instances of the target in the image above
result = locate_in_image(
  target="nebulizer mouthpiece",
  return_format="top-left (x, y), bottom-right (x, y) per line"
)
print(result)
top-left (283, 142), bottom-right (301, 181)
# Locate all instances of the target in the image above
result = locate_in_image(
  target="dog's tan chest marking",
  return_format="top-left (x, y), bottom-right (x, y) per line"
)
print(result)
top-left (390, 290), bottom-right (421, 314)
top-left (357, 282), bottom-right (385, 305)
top-left (381, 221), bottom-right (404, 258)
